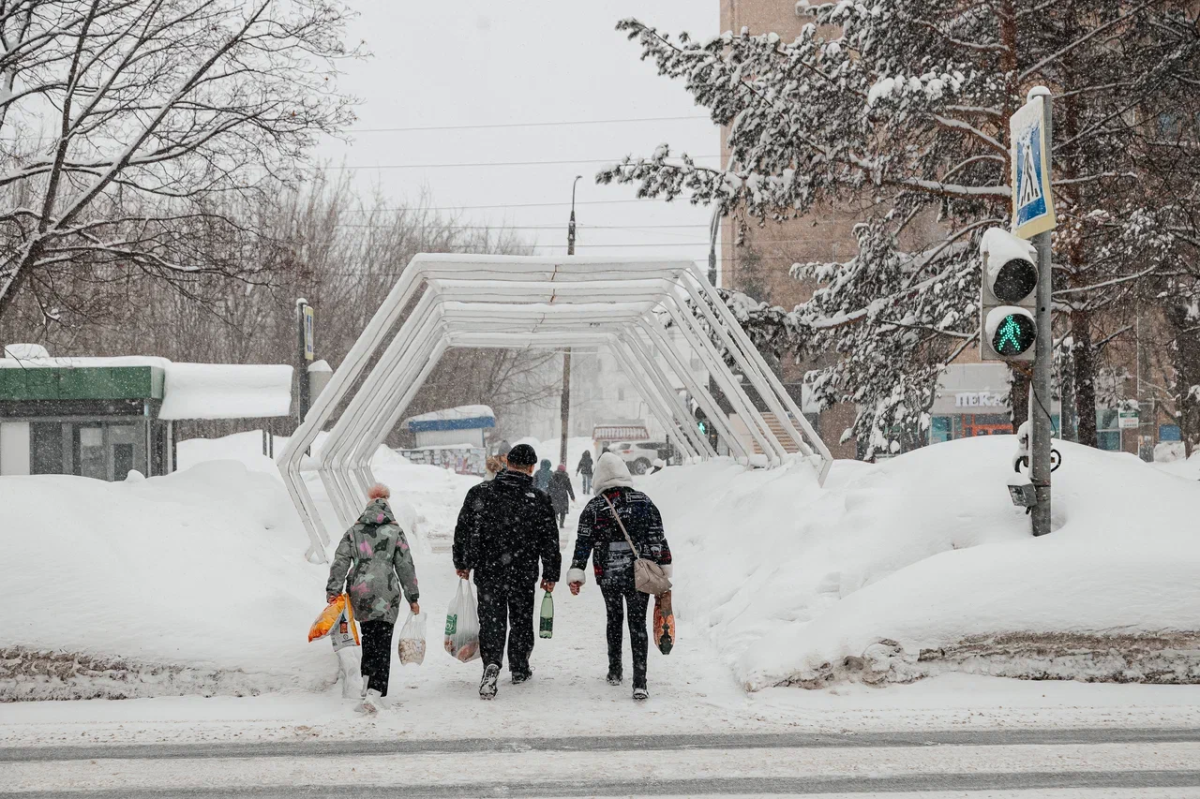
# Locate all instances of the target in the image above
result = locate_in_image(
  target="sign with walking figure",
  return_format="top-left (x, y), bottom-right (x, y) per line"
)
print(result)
top-left (1010, 95), bottom-right (1056, 239)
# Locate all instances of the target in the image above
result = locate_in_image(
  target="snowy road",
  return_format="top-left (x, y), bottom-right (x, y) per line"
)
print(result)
top-left (4, 728), bottom-right (1200, 797)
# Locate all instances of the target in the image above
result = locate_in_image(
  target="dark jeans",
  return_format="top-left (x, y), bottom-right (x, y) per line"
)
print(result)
top-left (602, 586), bottom-right (649, 688)
top-left (581, 474), bottom-right (592, 494)
top-left (556, 509), bottom-right (567, 528)
top-left (360, 619), bottom-right (394, 696)
top-left (477, 575), bottom-right (536, 676)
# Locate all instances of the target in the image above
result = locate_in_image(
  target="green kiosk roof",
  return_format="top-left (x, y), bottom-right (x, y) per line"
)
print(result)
top-left (0, 365), bottom-right (165, 402)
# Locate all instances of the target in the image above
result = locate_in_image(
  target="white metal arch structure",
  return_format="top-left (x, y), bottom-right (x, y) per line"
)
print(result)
top-left (277, 254), bottom-right (833, 560)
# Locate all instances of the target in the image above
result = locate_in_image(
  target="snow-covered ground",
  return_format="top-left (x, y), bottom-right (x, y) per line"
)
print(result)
top-left (4, 431), bottom-right (1200, 746)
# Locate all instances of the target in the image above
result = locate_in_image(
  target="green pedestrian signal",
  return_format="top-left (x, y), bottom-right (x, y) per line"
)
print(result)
top-left (698, 420), bottom-right (707, 435)
top-left (991, 312), bottom-right (1036, 357)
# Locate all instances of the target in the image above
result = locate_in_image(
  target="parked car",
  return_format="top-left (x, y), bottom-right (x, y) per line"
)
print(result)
top-left (609, 440), bottom-right (675, 474)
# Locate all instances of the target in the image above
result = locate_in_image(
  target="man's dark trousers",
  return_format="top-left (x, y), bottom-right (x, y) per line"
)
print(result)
top-left (477, 571), bottom-right (537, 677)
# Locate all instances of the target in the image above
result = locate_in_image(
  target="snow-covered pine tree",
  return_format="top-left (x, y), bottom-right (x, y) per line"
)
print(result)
top-left (599, 1), bottom-right (1200, 454)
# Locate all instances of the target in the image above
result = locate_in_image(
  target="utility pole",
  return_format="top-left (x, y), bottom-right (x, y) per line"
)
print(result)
top-left (1027, 87), bottom-right (1054, 537)
top-left (560, 176), bottom-right (581, 467)
top-left (296, 298), bottom-right (314, 428)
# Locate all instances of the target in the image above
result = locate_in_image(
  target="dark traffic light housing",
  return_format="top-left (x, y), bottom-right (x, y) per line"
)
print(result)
top-left (980, 228), bottom-right (1038, 361)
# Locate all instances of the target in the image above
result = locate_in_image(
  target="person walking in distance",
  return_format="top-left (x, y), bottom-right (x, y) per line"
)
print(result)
top-left (453, 444), bottom-right (561, 699)
top-left (534, 458), bottom-right (553, 493)
top-left (548, 464), bottom-right (576, 529)
top-left (326, 483), bottom-right (419, 714)
top-left (575, 450), bottom-right (594, 495)
top-left (566, 453), bottom-right (672, 701)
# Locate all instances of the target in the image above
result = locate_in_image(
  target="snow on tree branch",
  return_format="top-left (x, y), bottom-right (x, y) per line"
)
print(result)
top-left (0, 0), bottom-right (358, 321)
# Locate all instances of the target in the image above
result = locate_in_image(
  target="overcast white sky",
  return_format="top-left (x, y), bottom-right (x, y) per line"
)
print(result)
top-left (317, 1), bottom-right (719, 262)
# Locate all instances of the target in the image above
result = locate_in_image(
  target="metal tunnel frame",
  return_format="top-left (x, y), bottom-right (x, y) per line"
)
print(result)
top-left (277, 254), bottom-right (833, 561)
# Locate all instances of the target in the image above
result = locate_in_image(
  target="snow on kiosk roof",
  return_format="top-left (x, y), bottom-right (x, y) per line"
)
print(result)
top-left (277, 253), bottom-right (833, 561)
top-left (0, 354), bottom-right (292, 420)
top-left (403, 404), bottom-right (495, 432)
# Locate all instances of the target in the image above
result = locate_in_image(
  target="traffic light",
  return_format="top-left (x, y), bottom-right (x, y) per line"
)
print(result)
top-left (694, 407), bottom-right (708, 435)
top-left (979, 228), bottom-right (1038, 361)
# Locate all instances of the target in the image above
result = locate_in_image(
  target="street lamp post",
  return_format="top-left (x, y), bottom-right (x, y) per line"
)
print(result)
top-left (560, 176), bottom-right (582, 468)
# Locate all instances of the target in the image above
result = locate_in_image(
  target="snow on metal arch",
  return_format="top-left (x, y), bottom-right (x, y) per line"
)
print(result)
top-left (277, 254), bottom-right (833, 561)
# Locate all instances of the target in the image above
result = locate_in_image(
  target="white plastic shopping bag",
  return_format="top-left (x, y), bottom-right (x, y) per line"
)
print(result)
top-left (397, 611), bottom-right (427, 666)
top-left (444, 579), bottom-right (481, 663)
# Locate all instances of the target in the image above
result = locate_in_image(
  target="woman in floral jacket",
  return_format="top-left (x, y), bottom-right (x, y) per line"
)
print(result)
top-left (326, 483), bottom-right (419, 713)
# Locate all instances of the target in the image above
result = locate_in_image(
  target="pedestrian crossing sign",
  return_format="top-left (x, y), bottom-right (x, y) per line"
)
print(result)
top-left (1010, 95), bottom-right (1056, 239)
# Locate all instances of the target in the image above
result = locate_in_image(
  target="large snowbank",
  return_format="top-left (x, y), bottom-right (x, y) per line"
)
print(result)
top-left (1, 462), bottom-right (330, 700)
top-left (1155, 449), bottom-right (1200, 481)
top-left (644, 436), bottom-right (1200, 690)
top-left (177, 431), bottom-right (480, 550)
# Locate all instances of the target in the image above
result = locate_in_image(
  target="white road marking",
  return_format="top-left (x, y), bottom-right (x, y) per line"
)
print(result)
top-left (6, 742), bottom-right (1199, 792)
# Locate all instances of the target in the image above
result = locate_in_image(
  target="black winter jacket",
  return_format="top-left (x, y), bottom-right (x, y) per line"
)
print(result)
top-left (570, 486), bottom-right (672, 591)
top-left (548, 470), bottom-right (575, 513)
top-left (575, 452), bottom-right (594, 477)
top-left (453, 470), bottom-right (562, 584)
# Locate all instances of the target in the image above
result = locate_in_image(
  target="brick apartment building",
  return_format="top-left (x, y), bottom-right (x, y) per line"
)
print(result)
top-left (716, 0), bottom-right (1179, 461)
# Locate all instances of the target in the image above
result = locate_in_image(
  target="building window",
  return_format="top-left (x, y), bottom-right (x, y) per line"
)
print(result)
top-left (1097, 408), bottom-right (1121, 451)
top-left (30, 422), bottom-right (64, 475)
top-left (930, 416), bottom-right (952, 444)
top-left (113, 443), bottom-right (135, 479)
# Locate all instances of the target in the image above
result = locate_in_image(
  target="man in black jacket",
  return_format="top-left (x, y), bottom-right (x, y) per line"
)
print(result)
top-left (453, 443), bottom-right (560, 699)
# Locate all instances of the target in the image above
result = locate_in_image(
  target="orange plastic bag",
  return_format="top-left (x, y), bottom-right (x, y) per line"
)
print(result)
top-left (653, 591), bottom-right (675, 656)
top-left (308, 594), bottom-right (353, 643)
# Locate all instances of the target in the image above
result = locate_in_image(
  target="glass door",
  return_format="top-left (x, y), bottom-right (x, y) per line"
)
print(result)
top-left (107, 424), bottom-right (141, 480)
top-left (73, 425), bottom-right (106, 480)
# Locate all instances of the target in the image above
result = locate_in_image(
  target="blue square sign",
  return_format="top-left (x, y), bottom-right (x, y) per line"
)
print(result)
top-left (1011, 95), bottom-right (1056, 239)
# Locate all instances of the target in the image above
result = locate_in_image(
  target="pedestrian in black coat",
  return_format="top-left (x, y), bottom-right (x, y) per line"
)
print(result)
top-left (548, 464), bottom-right (575, 528)
top-left (576, 451), bottom-right (594, 494)
top-left (566, 453), bottom-right (672, 701)
top-left (452, 443), bottom-right (561, 700)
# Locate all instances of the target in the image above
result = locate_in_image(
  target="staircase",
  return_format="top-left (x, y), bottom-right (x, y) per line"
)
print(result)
top-left (751, 413), bottom-right (805, 455)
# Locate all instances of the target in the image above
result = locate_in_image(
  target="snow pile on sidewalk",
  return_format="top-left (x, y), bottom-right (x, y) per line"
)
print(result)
top-left (644, 437), bottom-right (1200, 691)
top-left (0, 462), bottom-right (332, 701)
top-left (177, 431), bottom-right (284, 475)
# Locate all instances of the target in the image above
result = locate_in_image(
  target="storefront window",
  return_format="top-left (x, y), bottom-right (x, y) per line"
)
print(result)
top-left (930, 416), bottom-right (952, 444)
top-left (961, 413), bottom-right (1011, 437)
top-left (1096, 409), bottom-right (1121, 451)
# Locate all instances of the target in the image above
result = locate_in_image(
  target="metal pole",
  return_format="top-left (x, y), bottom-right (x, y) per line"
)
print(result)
top-left (1030, 90), bottom-right (1053, 537)
top-left (560, 176), bottom-right (581, 467)
top-left (296, 298), bottom-right (310, 429)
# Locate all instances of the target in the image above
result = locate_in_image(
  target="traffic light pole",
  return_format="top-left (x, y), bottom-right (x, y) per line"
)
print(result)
top-left (1030, 90), bottom-right (1053, 537)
